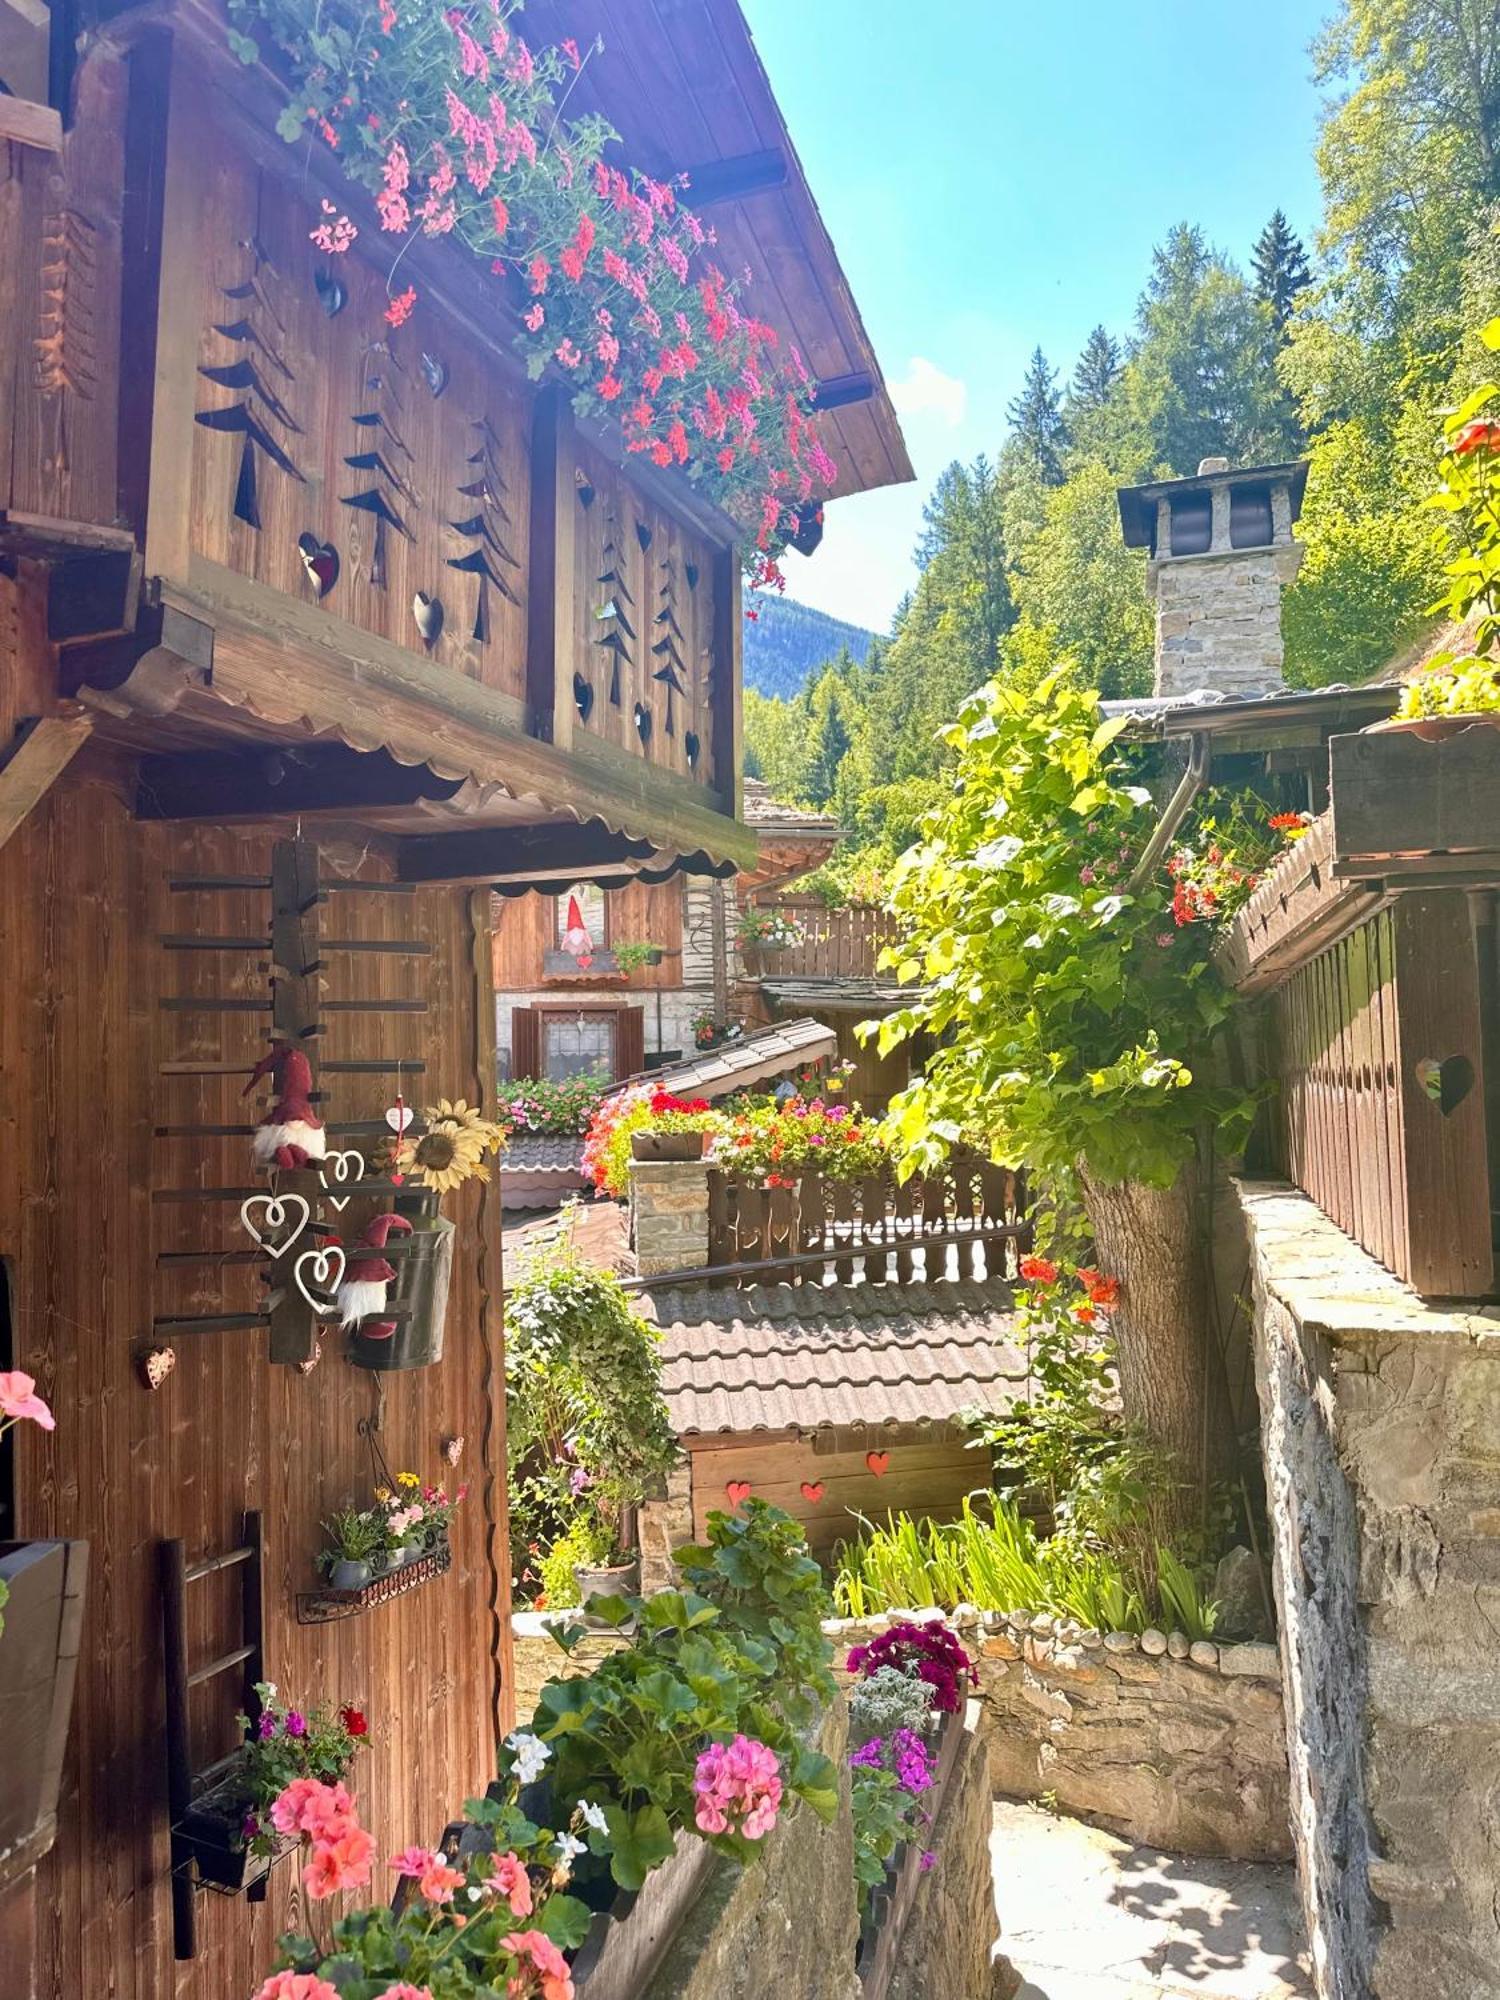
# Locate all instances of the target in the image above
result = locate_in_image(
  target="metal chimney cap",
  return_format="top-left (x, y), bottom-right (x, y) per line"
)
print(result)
top-left (1116, 458), bottom-right (1309, 550)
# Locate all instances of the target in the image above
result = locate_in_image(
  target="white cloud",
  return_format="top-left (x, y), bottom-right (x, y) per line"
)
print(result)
top-left (888, 355), bottom-right (967, 430)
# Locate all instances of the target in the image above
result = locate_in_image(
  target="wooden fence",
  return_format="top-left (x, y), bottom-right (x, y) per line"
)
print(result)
top-left (705, 1156), bottom-right (1030, 1286)
top-left (1271, 894), bottom-right (1492, 1297)
top-left (754, 901), bottom-right (899, 979)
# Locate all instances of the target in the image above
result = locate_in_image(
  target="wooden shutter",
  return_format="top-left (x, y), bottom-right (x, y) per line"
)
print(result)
top-left (615, 1005), bottom-right (645, 1080)
top-left (510, 1005), bottom-right (541, 1079)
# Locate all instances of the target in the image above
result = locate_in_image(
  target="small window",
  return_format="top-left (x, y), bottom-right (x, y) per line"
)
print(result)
top-left (556, 883), bottom-right (607, 955)
top-left (1229, 483), bottom-right (1273, 549)
top-left (543, 1012), bottom-right (616, 1081)
top-left (1169, 491), bottom-right (1213, 557)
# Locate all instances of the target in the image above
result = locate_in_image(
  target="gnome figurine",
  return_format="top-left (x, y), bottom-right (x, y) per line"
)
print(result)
top-left (244, 1043), bottom-right (327, 1171)
top-left (336, 1213), bottom-right (413, 1340)
top-left (558, 892), bottom-right (595, 969)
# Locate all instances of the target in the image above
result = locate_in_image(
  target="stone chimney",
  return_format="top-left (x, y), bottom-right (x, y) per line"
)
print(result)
top-left (1117, 456), bottom-right (1308, 699)
top-left (628, 1157), bottom-right (711, 1277)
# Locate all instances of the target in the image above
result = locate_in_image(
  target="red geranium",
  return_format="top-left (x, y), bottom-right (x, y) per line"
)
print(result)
top-left (339, 1706), bottom-right (368, 1738)
top-left (1017, 1254), bottom-right (1058, 1286)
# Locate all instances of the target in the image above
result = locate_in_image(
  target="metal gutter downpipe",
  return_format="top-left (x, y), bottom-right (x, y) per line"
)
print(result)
top-left (1125, 729), bottom-right (1211, 897)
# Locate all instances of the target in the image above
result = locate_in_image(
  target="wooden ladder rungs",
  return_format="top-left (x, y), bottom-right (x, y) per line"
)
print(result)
top-left (159, 935), bottom-right (269, 951)
top-left (168, 875), bottom-right (272, 891)
top-left (151, 1311), bottom-right (269, 1333)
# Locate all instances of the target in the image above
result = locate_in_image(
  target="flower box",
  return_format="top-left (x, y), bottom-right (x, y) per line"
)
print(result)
top-left (297, 1537), bottom-right (451, 1625)
top-left (0, 1540), bottom-right (87, 1892)
top-left (569, 1827), bottom-right (716, 1998)
top-left (630, 1129), bottom-right (707, 1162)
top-left (853, 1708), bottom-right (966, 1993)
top-left (173, 1774), bottom-right (272, 1893)
top-left (543, 948), bottom-right (625, 984)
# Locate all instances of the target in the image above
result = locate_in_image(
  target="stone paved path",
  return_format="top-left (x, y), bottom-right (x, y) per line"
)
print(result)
top-left (991, 1800), bottom-right (1315, 2000)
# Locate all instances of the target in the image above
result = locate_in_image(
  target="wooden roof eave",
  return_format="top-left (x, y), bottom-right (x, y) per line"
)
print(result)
top-left (60, 565), bottom-right (759, 874)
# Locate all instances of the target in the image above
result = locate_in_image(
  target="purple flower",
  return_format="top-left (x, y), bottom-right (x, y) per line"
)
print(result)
top-left (569, 1467), bottom-right (593, 1497)
top-left (243, 1811), bottom-right (260, 1840)
top-left (285, 1710), bottom-right (307, 1738)
top-left (849, 1738), bottom-right (886, 1770)
top-left (919, 1850), bottom-right (936, 1872)
top-left (257, 1713), bottom-right (278, 1740)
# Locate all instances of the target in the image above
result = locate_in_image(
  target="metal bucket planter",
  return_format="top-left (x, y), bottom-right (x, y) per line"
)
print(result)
top-left (348, 1192), bottom-right (455, 1373)
top-left (573, 1559), bottom-right (639, 1627)
top-left (0, 1540), bottom-right (87, 1891)
top-left (174, 1773), bottom-right (270, 1892)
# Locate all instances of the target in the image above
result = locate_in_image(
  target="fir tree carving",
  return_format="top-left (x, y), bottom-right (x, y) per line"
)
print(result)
top-left (447, 415), bottom-right (521, 642)
top-left (195, 233), bottom-right (304, 528)
top-left (651, 554), bottom-right (688, 738)
top-left (594, 505), bottom-right (636, 708)
top-left (341, 332), bottom-right (417, 587)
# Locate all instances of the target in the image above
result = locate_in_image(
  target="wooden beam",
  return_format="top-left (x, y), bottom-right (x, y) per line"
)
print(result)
top-left (676, 148), bottom-right (788, 206)
top-left (810, 372), bottom-right (877, 412)
top-left (524, 388), bottom-right (574, 753)
top-left (711, 549), bottom-right (743, 821)
top-left (135, 744), bottom-right (465, 821)
top-left (0, 713), bottom-right (94, 852)
top-left (0, 95), bottom-right (62, 153)
top-left (396, 821), bottom-right (656, 887)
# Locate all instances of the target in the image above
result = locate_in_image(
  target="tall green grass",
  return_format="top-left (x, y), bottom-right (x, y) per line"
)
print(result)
top-left (832, 1495), bottom-right (1217, 1637)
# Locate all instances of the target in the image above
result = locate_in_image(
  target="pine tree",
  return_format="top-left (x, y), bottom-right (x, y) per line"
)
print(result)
top-left (1007, 347), bottom-right (1068, 485)
top-left (1252, 210), bottom-right (1312, 333)
top-left (1069, 325), bottom-right (1122, 413)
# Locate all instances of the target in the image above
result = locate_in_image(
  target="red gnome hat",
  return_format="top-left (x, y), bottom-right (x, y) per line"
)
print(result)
top-left (337, 1212), bottom-right (413, 1338)
top-left (560, 893), bottom-right (594, 969)
top-left (244, 1042), bottom-right (327, 1171)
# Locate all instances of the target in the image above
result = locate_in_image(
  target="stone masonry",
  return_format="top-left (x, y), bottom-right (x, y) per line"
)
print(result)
top-left (629, 1156), bottom-right (711, 1277)
top-left (1239, 1178), bottom-right (1500, 2000)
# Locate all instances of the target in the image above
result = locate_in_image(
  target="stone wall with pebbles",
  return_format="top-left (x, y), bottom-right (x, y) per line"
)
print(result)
top-left (827, 1607), bottom-right (1291, 1863)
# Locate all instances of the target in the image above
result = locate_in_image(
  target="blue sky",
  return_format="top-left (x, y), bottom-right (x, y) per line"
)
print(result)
top-left (740, 0), bottom-right (1330, 632)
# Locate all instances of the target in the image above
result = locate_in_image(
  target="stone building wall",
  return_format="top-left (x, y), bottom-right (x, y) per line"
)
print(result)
top-left (1239, 1178), bottom-right (1500, 2000)
top-left (1150, 545), bottom-right (1301, 698)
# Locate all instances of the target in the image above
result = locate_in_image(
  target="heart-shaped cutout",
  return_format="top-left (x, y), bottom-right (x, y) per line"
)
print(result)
top-left (865, 1451), bottom-right (890, 1477)
top-left (294, 1244), bottom-right (347, 1314)
top-left (314, 266), bottom-right (346, 317)
top-left (385, 1102), bottom-right (413, 1134)
top-left (319, 1149), bottom-right (366, 1212)
top-left (633, 701), bottom-right (653, 745)
top-left (685, 562), bottom-right (699, 590)
top-left (573, 673), bottom-right (595, 722)
top-left (725, 1479), bottom-right (752, 1507)
top-left (413, 592), bottom-right (445, 646)
top-left (420, 350), bottom-right (448, 398)
top-left (139, 1345), bottom-right (176, 1391)
top-left (684, 730), bottom-right (700, 770)
top-left (800, 1480), bottom-right (825, 1503)
top-left (1415, 1053), bottom-right (1475, 1115)
top-left (240, 1192), bottom-right (311, 1258)
top-left (297, 532), bottom-right (339, 599)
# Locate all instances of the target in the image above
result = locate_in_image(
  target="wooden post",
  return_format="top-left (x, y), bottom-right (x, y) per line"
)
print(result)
top-left (710, 548), bottom-right (743, 819)
top-left (0, 712), bottom-right (92, 852)
top-left (160, 1537), bottom-right (196, 1961)
top-left (524, 389), bottom-right (575, 754)
top-left (266, 839), bottom-right (323, 1364)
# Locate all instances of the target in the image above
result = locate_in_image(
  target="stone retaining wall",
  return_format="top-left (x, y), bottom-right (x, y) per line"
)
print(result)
top-left (1239, 1179), bottom-right (1500, 2000)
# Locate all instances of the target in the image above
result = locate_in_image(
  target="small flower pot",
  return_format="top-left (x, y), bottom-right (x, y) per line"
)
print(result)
top-left (630, 1130), bottom-right (706, 1162)
top-left (390, 1540), bottom-right (419, 1568)
top-left (573, 1559), bottom-right (639, 1625)
top-left (328, 1558), bottom-right (373, 1592)
top-left (176, 1774), bottom-right (267, 1892)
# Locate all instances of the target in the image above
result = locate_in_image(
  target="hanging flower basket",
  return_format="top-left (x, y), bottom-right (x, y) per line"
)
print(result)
top-left (174, 1774), bottom-right (279, 1893)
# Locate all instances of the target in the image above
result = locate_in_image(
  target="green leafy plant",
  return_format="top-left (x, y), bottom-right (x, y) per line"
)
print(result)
top-left (610, 939), bottom-right (663, 976)
top-left (316, 1506), bottom-right (384, 1575)
top-left (234, 1684), bottom-right (367, 1855)
top-left (536, 1513), bottom-right (618, 1609)
top-left (495, 1072), bottom-right (608, 1136)
top-left (1156, 1546), bottom-right (1220, 1643)
top-left (505, 1255), bottom-right (678, 1597)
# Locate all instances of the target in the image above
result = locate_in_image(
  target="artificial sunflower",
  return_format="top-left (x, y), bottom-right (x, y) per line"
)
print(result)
top-left (378, 1097), bottom-right (508, 1193)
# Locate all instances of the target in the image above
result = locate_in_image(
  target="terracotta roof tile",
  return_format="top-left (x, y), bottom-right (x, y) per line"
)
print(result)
top-left (642, 1277), bottom-right (1026, 1436)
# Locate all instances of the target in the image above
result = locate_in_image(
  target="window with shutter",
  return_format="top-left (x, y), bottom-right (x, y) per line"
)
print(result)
top-left (510, 1005), bottom-right (541, 1080)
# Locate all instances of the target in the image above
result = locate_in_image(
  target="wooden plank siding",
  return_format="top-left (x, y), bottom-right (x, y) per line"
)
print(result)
top-left (490, 879), bottom-right (684, 993)
top-left (1270, 897), bottom-right (1492, 1298)
top-left (756, 901), bottom-right (898, 980)
top-left (685, 1434), bottom-right (993, 1563)
top-left (0, 760), bottom-right (513, 2000)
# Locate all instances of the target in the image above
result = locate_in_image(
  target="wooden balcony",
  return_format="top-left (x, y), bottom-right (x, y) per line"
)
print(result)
top-left (750, 901), bottom-right (899, 980)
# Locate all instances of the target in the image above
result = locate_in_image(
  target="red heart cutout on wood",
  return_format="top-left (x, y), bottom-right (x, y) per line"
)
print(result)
top-left (725, 1480), bottom-right (752, 1507)
top-left (800, 1481), bottom-right (825, 1503)
top-left (865, 1451), bottom-right (890, 1477)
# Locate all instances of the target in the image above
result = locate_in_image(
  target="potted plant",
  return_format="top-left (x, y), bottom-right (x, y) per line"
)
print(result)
top-left (539, 1511), bottom-right (639, 1623)
top-left (1387, 656), bottom-right (1500, 738)
top-left (611, 938), bottom-right (665, 980)
top-left (176, 1683), bottom-right (366, 1891)
top-left (628, 1088), bottom-right (718, 1162)
top-left (317, 1507), bottom-right (384, 1591)
top-left (735, 904), bottom-right (803, 976)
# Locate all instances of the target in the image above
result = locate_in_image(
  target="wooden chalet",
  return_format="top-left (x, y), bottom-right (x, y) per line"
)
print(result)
top-left (0, 1), bottom-right (909, 1995)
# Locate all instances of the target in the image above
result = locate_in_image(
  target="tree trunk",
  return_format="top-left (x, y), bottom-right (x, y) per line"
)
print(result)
top-left (1076, 1161), bottom-right (1222, 1509)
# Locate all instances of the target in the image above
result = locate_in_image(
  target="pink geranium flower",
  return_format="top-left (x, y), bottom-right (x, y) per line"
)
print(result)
top-left (389, 1844), bottom-right (439, 1879)
top-left (693, 1735), bottom-right (781, 1840)
top-left (485, 1850), bottom-right (533, 1917)
top-left (303, 1823), bottom-right (374, 1900)
top-left (373, 1986), bottom-right (435, 2000)
top-left (0, 1371), bottom-right (54, 1431)
top-left (501, 1930), bottom-right (574, 2000)
top-left (253, 1975), bottom-right (340, 2000)
top-left (270, 1778), bottom-right (356, 1842)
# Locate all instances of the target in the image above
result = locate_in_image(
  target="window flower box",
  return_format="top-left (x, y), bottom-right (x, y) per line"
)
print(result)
top-left (297, 1536), bottom-right (452, 1625)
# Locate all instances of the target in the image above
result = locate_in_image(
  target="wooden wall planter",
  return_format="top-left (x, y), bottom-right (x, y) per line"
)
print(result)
top-left (0, 1541), bottom-right (88, 1891)
top-left (297, 1538), bottom-right (451, 1625)
top-left (1330, 721), bottom-right (1500, 880)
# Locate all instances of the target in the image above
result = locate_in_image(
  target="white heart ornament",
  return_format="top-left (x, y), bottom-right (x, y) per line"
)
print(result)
top-left (319, 1149), bottom-right (366, 1212)
top-left (385, 1103), bottom-right (413, 1134)
top-left (294, 1244), bottom-right (347, 1314)
top-left (240, 1192), bottom-right (311, 1259)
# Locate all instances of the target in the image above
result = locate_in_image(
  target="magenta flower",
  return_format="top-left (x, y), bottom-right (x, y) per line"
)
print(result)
top-left (285, 1710), bottom-right (307, 1738)
top-left (693, 1735), bottom-right (781, 1840)
top-left (257, 1712), bottom-right (279, 1740)
top-left (0, 1370), bottom-right (54, 1432)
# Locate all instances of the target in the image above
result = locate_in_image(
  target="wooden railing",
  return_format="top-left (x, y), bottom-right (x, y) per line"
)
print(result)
top-left (704, 1157), bottom-right (1030, 1287)
top-left (1271, 896), bottom-right (1493, 1297)
top-left (752, 901), bottom-right (899, 980)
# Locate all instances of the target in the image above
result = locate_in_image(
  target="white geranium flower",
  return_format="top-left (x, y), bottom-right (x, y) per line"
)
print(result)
top-left (578, 1799), bottom-right (609, 1835)
top-left (505, 1730), bottom-right (552, 1786)
top-left (554, 1831), bottom-right (586, 1863)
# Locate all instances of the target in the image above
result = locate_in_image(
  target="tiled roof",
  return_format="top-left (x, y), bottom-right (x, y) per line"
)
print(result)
top-left (1100, 683), bottom-right (1398, 733)
top-left (504, 1134), bottom-right (587, 1172)
top-left (501, 1133), bottom-right (586, 1211)
top-left (616, 1017), bottom-right (838, 1101)
top-left (742, 779), bottom-right (842, 838)
top-left (760, 976), bottom-right (912, 1014)
top-left (644, 1277), bottom-right (1026, 1437)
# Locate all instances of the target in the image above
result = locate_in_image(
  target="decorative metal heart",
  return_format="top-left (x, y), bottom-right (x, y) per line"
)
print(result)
top-left (443, 1433), bottom-right (465, 1467)
top-left (294, 1244), bottom-right (347, 1314)
top-left (139, 1346), bottom-right (176, 1391)
top-left (319, 1149), bottom-right (366, 1212)
top-left (240, 1192), bottom-right (311, 1258)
